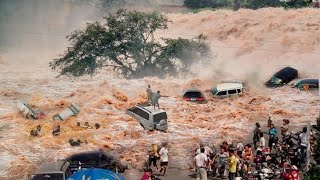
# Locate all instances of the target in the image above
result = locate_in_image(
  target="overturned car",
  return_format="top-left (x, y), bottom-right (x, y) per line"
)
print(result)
top-left (127, 105), bottom-right (168, 131)
top-left (265, 67), bottom-right (298, 88)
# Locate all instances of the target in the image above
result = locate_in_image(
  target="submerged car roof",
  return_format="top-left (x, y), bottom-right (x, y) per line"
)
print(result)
top-left (217, 82), bottom-right (243, 91)
top-left (184, 89), bottom-right (202, 93)
top-left (273, 67), bottom-right (298, 82)
top-left (33, 161), bottom-right (70, 174)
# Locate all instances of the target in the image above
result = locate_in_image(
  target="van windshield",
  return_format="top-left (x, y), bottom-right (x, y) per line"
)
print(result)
top-left (31, 173), bottom-right (63, 180)
top-left (217, 91), bottom-right (227, 96)
top-left (212, 88), bottom-right (218, 95)
top-left (153, 112), bottom-right (167, 123)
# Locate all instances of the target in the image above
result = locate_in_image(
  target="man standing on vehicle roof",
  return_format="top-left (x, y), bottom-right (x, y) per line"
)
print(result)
top-left (146, 84), bottom-right (153, 104)
top-left (151, 91), bottom-right (161, 109)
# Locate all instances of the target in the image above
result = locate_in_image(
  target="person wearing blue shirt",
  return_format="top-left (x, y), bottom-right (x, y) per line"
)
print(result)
top-left (268, 124), bottom-right (277, 149)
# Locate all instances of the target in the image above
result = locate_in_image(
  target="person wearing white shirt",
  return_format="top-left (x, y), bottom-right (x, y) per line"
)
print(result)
top-left (194, 147), bottom-right (208, 180)
top-left (259, 132), bottom-right (266, 149)
top-left (159, 142), bottom-right (169, 176)
top-left (299, 127), bottom-right (308, 164)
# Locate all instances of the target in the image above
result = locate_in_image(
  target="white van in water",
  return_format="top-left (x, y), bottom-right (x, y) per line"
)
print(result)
top-left (211, 82), bottom-right (243, 98)
top-left (126, 105), bottom-right (168, 131)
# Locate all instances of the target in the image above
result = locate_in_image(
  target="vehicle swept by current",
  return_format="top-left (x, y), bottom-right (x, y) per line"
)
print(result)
top-left (292, 79), bottom-right (319, 90)
top-left (30, 161), bottom-right (72, 180)
top-left (52, 102), bottom-right (80, 121)
top-left (64, 151), bottom-right (127, 174)
top-left (211, 82), bottom-right (243, 98)
top-left (182, 89), bottom-right (205, 102)
top-left (17, 99), bottom-right (45, 119)
top-left (127, 105), bottom-right (168, 131)
top-left (265, 67), bottom-right (298, 88)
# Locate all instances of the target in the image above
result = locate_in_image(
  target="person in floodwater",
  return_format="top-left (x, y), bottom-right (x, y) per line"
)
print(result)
top-left (159, 142), bottom-right (169, 176)
top-left (148, 144), bottom-right (159, 170)
top-left (95, 123), bottom-right (100, 129)
top-left (52, 125), bottom-right (60, 136)
top-left (69, 138), bottom-right (81, 146)
top-left (253, 123), bottom-right (261, 150)
top-left (30, 125), bottom-right (41, 136)
top-left (146, 84), bottom-right (153, 104)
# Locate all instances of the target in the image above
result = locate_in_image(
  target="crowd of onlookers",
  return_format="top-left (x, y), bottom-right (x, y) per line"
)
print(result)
top-left (141, 115), bottom-right (315, 180)
top-left (192, 116), bottom-right (313, 180)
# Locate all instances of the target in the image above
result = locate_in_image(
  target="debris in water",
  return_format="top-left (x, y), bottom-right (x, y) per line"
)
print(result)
top-left (52, 102), bottom-right (80, 121)
top-left (17, 99), bottom-right (45, 119)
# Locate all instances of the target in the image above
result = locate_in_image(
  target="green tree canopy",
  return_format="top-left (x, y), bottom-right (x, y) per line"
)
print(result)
top-left (50, 9), bottom-right (212, 79)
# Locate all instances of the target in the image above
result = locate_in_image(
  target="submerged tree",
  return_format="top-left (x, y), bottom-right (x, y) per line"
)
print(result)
top-left (50, 9), bottom-right (212, 78)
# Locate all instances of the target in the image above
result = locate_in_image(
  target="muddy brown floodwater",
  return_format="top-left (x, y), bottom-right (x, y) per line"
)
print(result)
top-left (0, 8), bottom-right (320, 180)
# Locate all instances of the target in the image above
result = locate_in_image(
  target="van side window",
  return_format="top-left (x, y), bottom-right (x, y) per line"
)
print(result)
top-left (130, 107), bottom-right (138, 114)
top-left (228, 89), bottom-right (237, 94)
top-left (237, 89), bottom-right (242, 93)
top-left (136, 109), bottom-right (149, 120)
top-left (141, 111), bottom-right (149, 120)
top-left (217, 91), bottom-right (227, 96)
